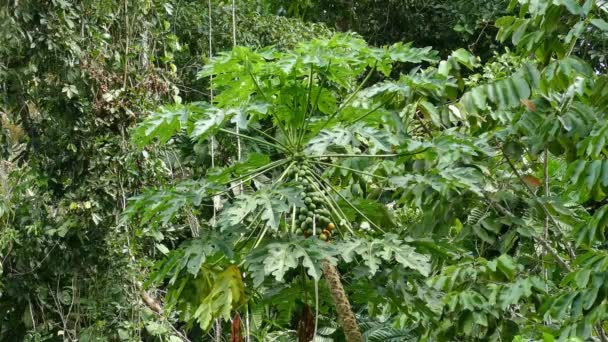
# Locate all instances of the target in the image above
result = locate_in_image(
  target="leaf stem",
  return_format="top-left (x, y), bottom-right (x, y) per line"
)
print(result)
top-left (303, 174), bottom-right (354, 235)
top-left (349, 94), bottom-right (397, 124)
top-left (298, 62), bottom-right (332, 148)
top-left (312, 160), bottom-right (387, 180)
top-left (311, 173), bottom-right (386, 233)
top-left (248, 126), bottom-right (292, 152)
top-left (219, 128), bottom-right (287, 152)
top-left (210, 160), bottom-right (288, 198)
top-left (318, 62), bottom-right (377, 132)
top-left (223, 159), bottom-right (286, 185)
top-left (296, 64), bottom-right (315, 148)
top-left (247, 70), bottom-right (294, 147)
top-left (309, 154), bottom-right (398, 158)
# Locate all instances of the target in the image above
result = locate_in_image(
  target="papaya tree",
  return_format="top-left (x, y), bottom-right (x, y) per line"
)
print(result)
top-left (128, 33), bottom-right (442, 340)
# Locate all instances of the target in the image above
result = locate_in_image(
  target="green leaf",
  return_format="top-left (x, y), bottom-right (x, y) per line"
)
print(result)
top-left (499, 277), bottom-right (536, 309)
top-left (189, 106), bottom-right (232, 140)
top-left (388, 42), bottom-right (439, 64)
top-left (574, 205), bottom-right (608, 247)
top-left (419, 100), bottom-right (443, 126)
top-left (316, 88), bottom-right (338, 114)
top-left (460, 65), bottom-right (533, 111)
top-left (337, 234), bottom-right (430, 276)
top-left (497, 254), bottom-right (518, 280)
top-left (246, 238), bottom-right (338, 286)
top-left (578, 121), bottom-right (608, 158)
top-left (512, 19), bottom-right (529, 45)
top-left (124, 180), bottom-right (210, 226)
top-left (555, 0), bottom-right (582, 15)
top-left (132, 104), bottom-right (190, 146)
top-left (590, 18), bottom-right (608, 32)
top-left (193, 265), bottom-right (246, 330)
top-left (306, 127), bottom-right (353, 155)
top-left (450, 49), bottom-right (478, 70)
top-left (338, 197), bottom-right (396, 229)
top-left (584, 160), bottom-right (602, 190)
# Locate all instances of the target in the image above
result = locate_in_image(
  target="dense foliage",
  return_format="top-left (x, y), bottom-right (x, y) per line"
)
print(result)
top-left (2, 0), bottom-right (608, 341)
top-left (0, 0), bottom-right (328, 340)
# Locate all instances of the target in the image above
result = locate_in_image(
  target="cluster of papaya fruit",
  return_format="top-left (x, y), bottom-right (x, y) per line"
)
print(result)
top-left (287, 163), bottom-right (336, 241)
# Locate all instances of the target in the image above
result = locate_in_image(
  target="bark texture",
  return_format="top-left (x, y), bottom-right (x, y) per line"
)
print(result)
top-left (231, 313), bottom-right (243, 342)
top-left (297, 304), bottom-right (315, 342)
top-left (322, 261), bottom-right (363, 342)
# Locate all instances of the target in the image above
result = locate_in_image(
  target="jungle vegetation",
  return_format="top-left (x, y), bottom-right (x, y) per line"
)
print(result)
top-left (2, 0), bottom-right (608, 341)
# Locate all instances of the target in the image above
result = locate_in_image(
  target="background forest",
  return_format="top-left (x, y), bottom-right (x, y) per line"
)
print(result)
top-left (2, 0), bottom-right (608, 341)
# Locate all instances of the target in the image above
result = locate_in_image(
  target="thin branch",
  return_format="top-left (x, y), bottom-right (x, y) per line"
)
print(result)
top-left (122, 0), bottom-right (130, 89)
top-left (596, 324), bottom-right (608, 342)
top-left (415, 108), bottom-right (433, 137)
top-left (543, 149), bottom-right (550, 251)
top-left (490, 199), bottom-right (571, 272)
top-left (231, 0), bottom-right (237, 47)
top-left (468, 21), bottom-right (490, 52)
top-left (232, 0), bottom-right (243, 196)
top-left (208, 0), bottom-right (216, 225)
top-left (500, 151), bottom-right (577, 261)
top-left (502, 152), bottom-right (568, 239)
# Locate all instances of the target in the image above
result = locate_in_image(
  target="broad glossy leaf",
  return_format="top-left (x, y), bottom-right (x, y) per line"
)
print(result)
top-left (590, 18), bottom-right (608, 32)
top-left (246, 238), bottom-right (338, 286)
top-left (133, 104), bottom-right (190, 146)
top-left (193, 265), bottom-right (246, 330)
top-left (338, 234), bottom-right (430, 276)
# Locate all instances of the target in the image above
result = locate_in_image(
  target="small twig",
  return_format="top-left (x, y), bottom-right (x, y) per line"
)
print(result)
top-left (543, 149), bottom-right (549, 244)
top-left (469, 21), bottom-right (490, 52)
top-left (208, 0), bottom-right (218, 225)
top-left (489, 197), bottom-right (571, 272)
top-left (122, 0), bottom-right (129, 89)
top-left (596, 324), bottom-right (608, 342)
top-left (503, 152), bottom-right (576, 261)
top-left (215, 319), bottom-right (222, 342)
top-left (12, 243), bottom-right (59, 276)
top-left (415, 109), bottom-right (433, 137)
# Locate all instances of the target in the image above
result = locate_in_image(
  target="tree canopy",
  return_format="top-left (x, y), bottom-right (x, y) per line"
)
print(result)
top-left (2, 0), bottom-right (608, 341)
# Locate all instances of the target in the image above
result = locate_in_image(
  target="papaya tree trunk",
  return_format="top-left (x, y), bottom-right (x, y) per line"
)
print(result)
top-left (322, 261), bottom-right (363, 342)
